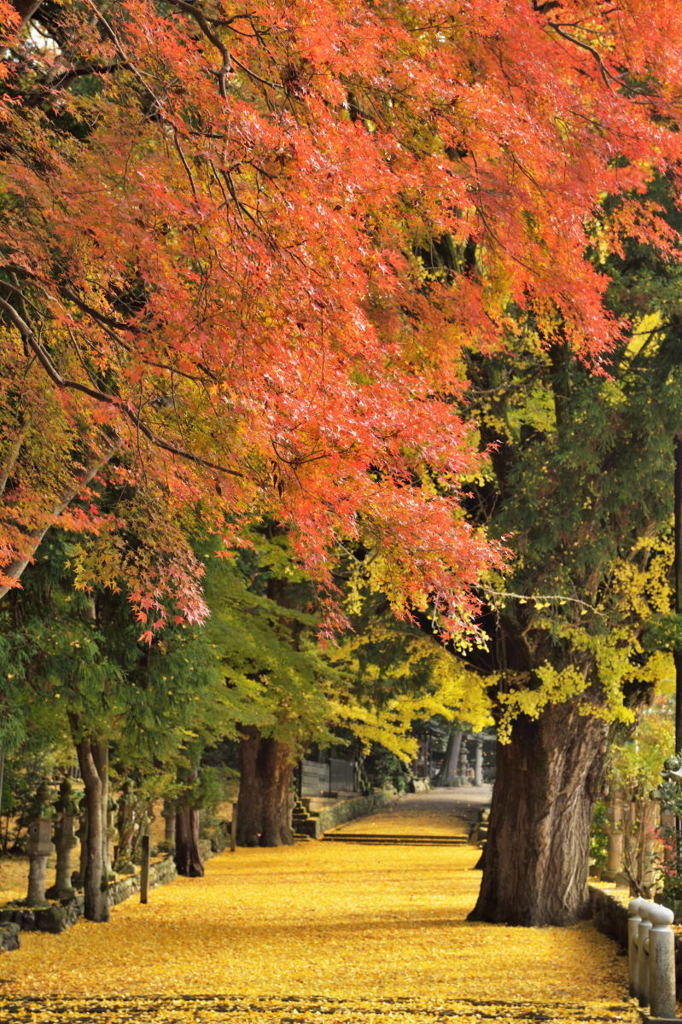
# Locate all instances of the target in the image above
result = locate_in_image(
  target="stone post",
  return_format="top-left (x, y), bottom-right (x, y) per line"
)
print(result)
top-left (474, 739), bottom-right (483, 787)
top-left (26, 783), bottom-right (54, 906)
top-left (648, 902), bottom-right (676, 1020)
top-left (139, 834), bottom-right (150, 904)
top-left (47, 779), bottom-right (78, 900)
top-left (638, 907), bottom-right (653, 1007)
top-left (457, 747), bottom-right (469, 787)
top-left (628, 897), bottom-right (644, 1000)
top-left (603, 790), bottom-right (624, 882)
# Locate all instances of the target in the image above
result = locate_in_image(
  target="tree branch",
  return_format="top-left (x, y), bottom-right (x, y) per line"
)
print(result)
top-left (0, 295), bottom-right (244, 478)
top-left (0, 439), bottom-right (120, 599)
top-left (165, 0), bottom-right (233, 99)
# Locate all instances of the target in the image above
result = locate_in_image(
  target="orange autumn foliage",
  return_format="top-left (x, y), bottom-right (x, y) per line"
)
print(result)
top-left (0, 0), bottom-right (680, 628)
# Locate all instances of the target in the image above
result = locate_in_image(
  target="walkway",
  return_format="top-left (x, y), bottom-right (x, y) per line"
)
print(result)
top-left (0, 791), bottom-right (636, 1024)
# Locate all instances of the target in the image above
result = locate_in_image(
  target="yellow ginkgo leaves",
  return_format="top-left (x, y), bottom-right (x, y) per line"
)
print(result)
top-left (0, 801), bottom-right (633, 1024)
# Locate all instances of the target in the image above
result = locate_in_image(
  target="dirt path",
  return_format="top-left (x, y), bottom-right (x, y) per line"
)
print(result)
top-left (0, 791), bottom-right (634, 1024)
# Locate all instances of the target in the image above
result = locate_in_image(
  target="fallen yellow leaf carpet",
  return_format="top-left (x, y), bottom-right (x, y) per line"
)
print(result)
top-left (0, 793), bottom-right (636, 1024)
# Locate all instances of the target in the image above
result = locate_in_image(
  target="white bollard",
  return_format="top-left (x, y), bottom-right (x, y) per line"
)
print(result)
top-left (639, 906), bottom-right (653, 1007)
top-left (649, 902), bottom-right (676, 1020)
top-left (629, 897), bottom-right (645, 1000)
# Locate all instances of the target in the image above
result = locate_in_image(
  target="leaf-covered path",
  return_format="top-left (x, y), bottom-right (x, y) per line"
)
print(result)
top-left (0, 792), bottom-right (635, 1024)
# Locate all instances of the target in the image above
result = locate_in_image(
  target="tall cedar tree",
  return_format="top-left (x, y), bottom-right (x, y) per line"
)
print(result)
top-left (459, 184), bottom-right (682, 923)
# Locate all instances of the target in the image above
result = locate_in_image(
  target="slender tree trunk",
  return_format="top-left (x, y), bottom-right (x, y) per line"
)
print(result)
top-left (98, 742), bottom-right (111, 880)
top-left (162, 798), bottom-right (176, 847)
top-left (174, 805), bottom-right (204, 877)
top-left (0, 442), bottom-right (119, 599)
top-left (237, 727), bottom-right (294, 847)
top-left (114, 782), bottom-right (140, 872)
top-left (75, 736), bottom-right (109, 922)
top-left (469, 702), bottom-right (608, 926)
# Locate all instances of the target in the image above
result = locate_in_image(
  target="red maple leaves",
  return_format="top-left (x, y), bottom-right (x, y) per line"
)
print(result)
top-left (0, 0), bottom-right (680, 634)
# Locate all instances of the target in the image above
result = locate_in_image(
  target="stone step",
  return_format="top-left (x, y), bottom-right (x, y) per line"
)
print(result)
top-left (321, 832), bottom-right (467, 845)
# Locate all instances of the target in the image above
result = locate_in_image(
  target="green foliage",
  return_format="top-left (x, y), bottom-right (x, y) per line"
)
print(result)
top-left (363, 746), bottom-right (411, 792)
top-left (459, 200), bottom-right (682, 731)
top-left (0, 530), bottom-right (230, 787)
top-left (609, 699), bottom-right (675, 798)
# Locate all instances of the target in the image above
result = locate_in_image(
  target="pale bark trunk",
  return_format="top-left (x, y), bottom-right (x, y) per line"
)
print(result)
top-left (99, 742), bottom-right (111, 879)
top-left (436, 728), bottom-right (463, 787)
top-left (470, 702), bottom-right (608, 926)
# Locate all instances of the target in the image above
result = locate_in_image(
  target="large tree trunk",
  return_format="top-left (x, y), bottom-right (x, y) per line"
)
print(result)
top-left (174, 766), bottom-right (203, 877)
top-left (75, 736), bottom-right (109, 923)
top-left (469, 702), bottom-right (608, 926)
top-left (237, 727), bottom-right (263, 846)
top-left (237, 727), bottom-right (294, 847)
top-left (174, 804), bottom-right (204, 877)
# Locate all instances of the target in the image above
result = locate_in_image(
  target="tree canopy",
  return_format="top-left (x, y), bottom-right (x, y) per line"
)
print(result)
top-left (2, 0), bottom-right (682, 635)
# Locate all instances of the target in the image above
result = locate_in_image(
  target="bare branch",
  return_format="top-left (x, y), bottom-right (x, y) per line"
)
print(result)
top-left (165, 0), bottom-right (233, 99)
top-left (548, 22), bottom-right (621, 90)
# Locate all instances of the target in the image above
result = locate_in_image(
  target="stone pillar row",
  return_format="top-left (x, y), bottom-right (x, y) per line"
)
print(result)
top-left (25, 780), bottom-right (82, 906)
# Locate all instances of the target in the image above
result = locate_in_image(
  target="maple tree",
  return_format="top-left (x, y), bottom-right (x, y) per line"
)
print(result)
top-left (2, 0), bottom-right (681, 639)
top-left (0, 527), bottom-right (234, 919)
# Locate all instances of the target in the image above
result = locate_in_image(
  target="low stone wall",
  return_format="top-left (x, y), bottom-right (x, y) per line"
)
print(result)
top-left (313, 790), bottom-right (395, 838)
top-left (588, 884), bottom-right (629, 949)
top-left (0, 855), bottom-right (178, 945)
top-left (109, 855), bottom-right (178, 907)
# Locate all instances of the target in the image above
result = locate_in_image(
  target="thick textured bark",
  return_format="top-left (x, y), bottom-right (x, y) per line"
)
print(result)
top-left (237, 727), bottom-right (263, 846)
top-left (75, 737), bottom-right (109, 922)
top-left (237, 727), bottom-right (294, 847)
top-left (469, 703), bottom-right (608, 926)
top-left (174, 805), bottom-right (204, 877)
